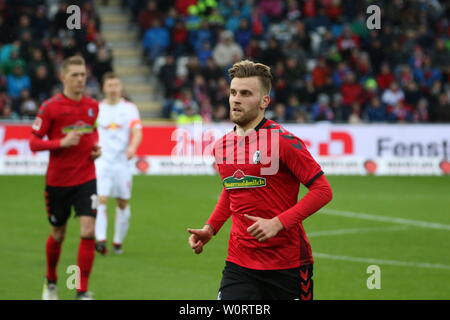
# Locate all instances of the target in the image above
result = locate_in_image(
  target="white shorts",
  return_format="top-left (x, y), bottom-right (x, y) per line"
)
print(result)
top-left (96, 161), bottom-right (132, 200)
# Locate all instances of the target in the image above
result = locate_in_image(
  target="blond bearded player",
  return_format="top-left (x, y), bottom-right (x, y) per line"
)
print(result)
top-left (187, 60), bottom-right (333, 300)
top-left (94, 73), bottom-right (142, 255)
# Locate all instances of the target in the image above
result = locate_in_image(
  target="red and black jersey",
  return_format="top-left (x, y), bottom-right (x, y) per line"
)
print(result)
top-left (30, 93), bottom-right (99, 187)
top-left (207, 118), bottom-right (331, 270)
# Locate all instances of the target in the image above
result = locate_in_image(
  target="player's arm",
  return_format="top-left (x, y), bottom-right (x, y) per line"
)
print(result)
top-left (246, 134), bottom-right (333, 241)
top-left (276, 135), bottom-right (333, 229)
top-left (91, 121), bottom-right (102, 159)
top-left (126, 109), bottom-right (143, 159)
top-left (187, 188), bottom-right (231, 254)
top-left (127, 125), bottom-right (143, 159)
top-left (29, 105), bottom-right (81, 152)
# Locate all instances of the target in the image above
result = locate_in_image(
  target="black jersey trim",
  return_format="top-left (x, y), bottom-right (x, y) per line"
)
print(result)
top-left (304, 171), bottom-right (324, 188)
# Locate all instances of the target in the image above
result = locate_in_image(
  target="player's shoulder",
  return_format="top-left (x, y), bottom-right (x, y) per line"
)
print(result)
top-left (260, 119), bottom-right (305, 150)
top-left (121, 98), bottom-right (140, 112)
top-left (82, 95), bottom-right (99, 108)
top-left (37, 94), bottom-right (65, 116)
top-left (41, 94), bottom-right (64, 109)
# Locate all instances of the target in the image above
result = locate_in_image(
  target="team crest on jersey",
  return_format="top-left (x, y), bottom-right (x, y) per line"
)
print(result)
top-left (253, 150), bottom-right (261, 164)
top-left (88, 108), bottom-right (94, 117)
top-left (223, 170), bottom-right (266, 190)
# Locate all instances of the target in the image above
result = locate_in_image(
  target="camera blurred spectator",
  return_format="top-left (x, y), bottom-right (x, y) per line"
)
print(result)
top-left (19, 89), bottom-right (38, 119)
top-left (213, 30), bottom-right (243, 68)
top-left (365, 96), bottom-right (387, 123)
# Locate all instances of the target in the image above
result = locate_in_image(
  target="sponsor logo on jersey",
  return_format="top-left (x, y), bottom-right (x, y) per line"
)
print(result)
top-left (104, 122), bottom-right (123, 130)
top-left (223, 169), bottom-right (266, 189)
top-left (62, 121), bottom-right (94, 134)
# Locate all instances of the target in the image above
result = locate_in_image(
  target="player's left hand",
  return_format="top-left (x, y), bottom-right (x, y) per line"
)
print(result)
top-left (126, 146), bottom-right (136, 160)
top-left (245, 215), bottom-right (284, 242)
top-left (91, 145), bottom-right (102, 160)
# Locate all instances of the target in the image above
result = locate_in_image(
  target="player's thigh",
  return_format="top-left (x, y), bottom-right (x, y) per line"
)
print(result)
top-left (218, 262), bottom-right (264, 300)
top-left (96, 164), bottom-right (114, 198)
top-left (45, 185), bottom-right (72, 227)
top-left (114, 164), bottom-right (132, 200)
top-left (72, 179), bottom-right (98, 219)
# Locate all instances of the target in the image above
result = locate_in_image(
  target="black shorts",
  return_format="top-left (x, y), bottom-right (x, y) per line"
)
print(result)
top-left (218, 261), bottom-right (314, 300)
top-left (45, 179), bottom-right (97, 227)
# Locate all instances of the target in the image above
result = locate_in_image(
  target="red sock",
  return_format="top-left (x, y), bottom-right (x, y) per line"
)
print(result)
top-left (46, 235), bottom-right (61, 283)
top-left (77, 238), bottom-right (95, 293)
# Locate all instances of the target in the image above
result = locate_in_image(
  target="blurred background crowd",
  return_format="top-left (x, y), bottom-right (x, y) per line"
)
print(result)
top-left (0, 0), bottom-right (449, 124)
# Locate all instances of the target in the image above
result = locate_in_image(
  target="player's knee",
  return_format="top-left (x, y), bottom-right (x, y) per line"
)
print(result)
top-left (51, 229), bottom-right (65, 244)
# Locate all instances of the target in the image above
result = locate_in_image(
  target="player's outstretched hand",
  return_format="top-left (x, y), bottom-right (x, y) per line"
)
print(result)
top-left (60, 131), bottom-right (82, 148)
top-left (91, 145), bottom-right (102, 159)
top-left (187, 225), bottom-right (214, 254)
top-left (245, 215), bottom-right (284, 242)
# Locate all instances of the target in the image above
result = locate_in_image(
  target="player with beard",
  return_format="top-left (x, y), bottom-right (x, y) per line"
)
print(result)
top-left (187, 60), bottom-right (333, 300)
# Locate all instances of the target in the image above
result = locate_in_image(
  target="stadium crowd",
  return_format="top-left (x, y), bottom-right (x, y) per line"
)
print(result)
top-left (0, 0), bottom-right (111, 119)
top-left (0, 0), bottom-right (449, 124)
top-left (125, 0), bottom-right (450, 123)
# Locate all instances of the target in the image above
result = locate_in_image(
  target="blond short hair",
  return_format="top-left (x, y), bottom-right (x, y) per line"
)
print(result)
top-left (228, 60), bottom-right (273, 95)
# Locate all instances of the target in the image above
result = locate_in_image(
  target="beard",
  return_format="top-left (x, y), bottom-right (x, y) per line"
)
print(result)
top-left (230, 103), bottom-right (260, 127)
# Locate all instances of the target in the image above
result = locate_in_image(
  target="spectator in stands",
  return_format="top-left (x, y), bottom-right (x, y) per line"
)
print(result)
top-left (340, 72), bottom-right (364, 121)
top-left (0, 89), bottom-right (11, 118)
top-left (376, 63), bottom-right (395, 91)
top-left (212, 30), bottom-right (243, 68)
top-left (386, 100), bottom-right (414, 123)
top-left (143, 19), bottom-right (170, 65)
top-left (92, 46), bottom-right (113, 82)
top-left (170, 19), bottom-right (188, 57)
top-left (365, 96), bottom-right (387, 123)
top-left (382, 82), bottom-right (405, 107)
top-left (19, 89), bottom-right (38, 118)
top-left (414, 98), bottom-right (430, 123)
top-left (138, 0), bottom-right (164, 36)
top-left (172, 89), bottom-right (202, 124)
top-left (234, 19), bottom-right (252, 51)
top-left (31, 65), bottom-right (56, 103)
top-left (435, 92), bottom-right (450, 122)
top-left (311, 94), bottom-right (334, 122)
top-left (6, 65), bottom-right (30, 101)
top-left (212, 103), bottom-right (228, 122)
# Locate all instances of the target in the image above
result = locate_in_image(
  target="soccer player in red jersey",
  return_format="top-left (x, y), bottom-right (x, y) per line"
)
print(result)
top-left (29, 56), bottom-right (101, 300)
top-left (188, 60), bottom-right (333, 300)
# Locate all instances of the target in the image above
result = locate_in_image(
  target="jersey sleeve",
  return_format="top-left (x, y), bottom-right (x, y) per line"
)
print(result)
top-left (31, 104), bottom-right (52, 138)
top-left (29, 104), bottom-right (61, 152)
top-left (276, 132), bottom-right (332, 229)
top-left (279, 133), bottom-right (323, 186)
top-left (129, 104), bottom-right (142, 129)
top-left (206, 188), bottom-right (232, 235)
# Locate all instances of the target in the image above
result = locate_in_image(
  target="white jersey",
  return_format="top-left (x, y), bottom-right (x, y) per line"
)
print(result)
top-left (97, 98), bottom-right (142, 164)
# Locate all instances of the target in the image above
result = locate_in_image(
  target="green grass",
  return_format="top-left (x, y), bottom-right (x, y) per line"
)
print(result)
top-left (0, 175), bottom-right (449, 300)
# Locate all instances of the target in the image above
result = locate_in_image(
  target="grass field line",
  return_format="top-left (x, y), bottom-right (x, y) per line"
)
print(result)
top-left (320, 208), bottom-right (450, 231)
top-left (314, 252), bottom-right (450, 271)
top-left (309, 226), bottom-right (409, 238)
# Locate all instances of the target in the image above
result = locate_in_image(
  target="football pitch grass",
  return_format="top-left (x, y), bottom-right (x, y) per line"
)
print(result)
top-left (0, 175), bottom-right (449, 300)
